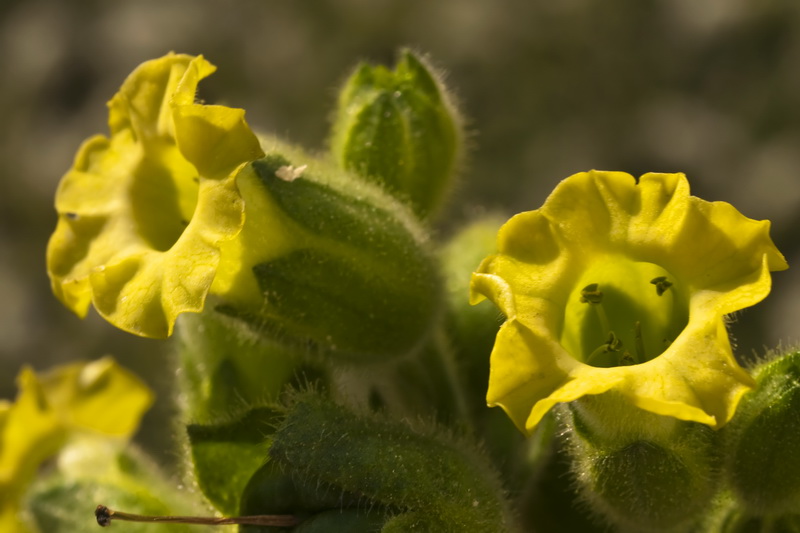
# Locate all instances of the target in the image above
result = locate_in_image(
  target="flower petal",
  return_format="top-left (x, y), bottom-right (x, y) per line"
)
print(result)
top-left (47, 53), bottom-right (258, 337)
top-left (0, 359), bottom-right (151, 530)
top-left (487, 320), bottom-right (581, 432)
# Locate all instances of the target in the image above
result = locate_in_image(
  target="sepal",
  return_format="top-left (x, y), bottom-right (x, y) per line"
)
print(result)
top-left (268, 391), bottom-right (516, 531)
top-left (212, 152), bottom-right (441, 362)
top-left (565, 393), bottom-right (718, 532)
top-left (722, 350), bottom-right (800, 517)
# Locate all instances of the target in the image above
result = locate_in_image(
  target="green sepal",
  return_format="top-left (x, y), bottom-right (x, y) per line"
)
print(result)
top-left (239, 463), bottom-right (387, 532)
top-left (186, 406), bottom-right (282, 515)
top-left (719, 513), bottom-right (800, 533)
top-left (292, 510), bottom-right (388, 533)
top-left (226, 154), bottom-right (440, 362)
top-left (330, 49), bottom-right (462, 217)
top-left (238, 461), bottom-right (387, 533)
top-left (239, 461), bottom-right (356, 517)
top-left (566, 394), bottom-right (719, 532)
top-left (700, 493), bottom-right (800, 533)
top-left (24, 439), bottom-right (202, 533)
top-left (723, 350), bottom-right (800, 516)
top-left (268, 392), bottom-right (516, 532)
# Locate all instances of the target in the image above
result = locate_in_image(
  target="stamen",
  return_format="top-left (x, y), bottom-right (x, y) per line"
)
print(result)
top-left (94, 505), bottom-right (301, 528)
top-left (581, 283), bottom-right (612, 336)
top-left (634, 321), bottom-right (645, 363)
top-left (650, 276), bottom-right (673, 296)
top-left (585, 331), bottom-right (623, 366)
top-left (605, 331), bottom-right (623, 351)
top-left (580, 283), bottom-right (603, 304)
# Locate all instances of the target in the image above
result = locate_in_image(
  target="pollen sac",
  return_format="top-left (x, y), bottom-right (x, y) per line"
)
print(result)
top-left (330, 49), bottom-right (463, 218)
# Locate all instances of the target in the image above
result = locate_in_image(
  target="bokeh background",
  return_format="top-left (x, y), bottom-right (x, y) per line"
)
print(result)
top-left (2, 0), bottom-right (800, 465)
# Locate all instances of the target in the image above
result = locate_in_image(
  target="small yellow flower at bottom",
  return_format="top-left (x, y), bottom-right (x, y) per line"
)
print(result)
top-left (46, 53), bottom-right (263, 338)
top-left (0, 358), bottom-right (152, 531)
top-left (470, 171), bottom-right (787, 434)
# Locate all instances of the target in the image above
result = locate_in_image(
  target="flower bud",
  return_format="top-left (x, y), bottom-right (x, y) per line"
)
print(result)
top-left (565, 393), bottom-right (719, 532)
top-left (268, 391), bottom-right (515, 531)
top-left (442, 215), bottom-right (505, 369)
top-left (702, 500), bottom-right (800, 533)
top-left (723, 350), bottom-right (800, 516)
top-left (330, 49), bottom-right (463, 217)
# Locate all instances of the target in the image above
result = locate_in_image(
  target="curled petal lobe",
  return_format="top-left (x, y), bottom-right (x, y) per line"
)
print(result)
top-left (472, 171), bottom-right (787, 434)
top-left (47, 53), bottom-right (261, 337)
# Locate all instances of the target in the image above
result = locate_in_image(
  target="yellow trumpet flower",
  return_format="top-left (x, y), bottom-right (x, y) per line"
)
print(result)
top-left (471, 171), bottom-right (787, 434)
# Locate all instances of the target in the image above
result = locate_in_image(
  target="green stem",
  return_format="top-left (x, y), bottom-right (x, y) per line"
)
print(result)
top-left (634, 321), bottom-right (645, 363)
top-left (432, 328), bottom-right (473, 431)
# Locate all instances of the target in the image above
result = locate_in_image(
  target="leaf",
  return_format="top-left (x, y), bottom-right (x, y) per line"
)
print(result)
top-left (186, 407), bottom-right (281, 515)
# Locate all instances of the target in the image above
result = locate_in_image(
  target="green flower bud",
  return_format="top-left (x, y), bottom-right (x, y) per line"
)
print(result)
top-left (442, 215), bottom-right (505, 371)
top-left (566, 393), bottom-right (719, 532)
top-left (293, 510), bottom-right (388, 533)
top-left (330, 49), bottom-right (463, 217)
top-left (239, 461), bottom-right (387, 532)
top-left (701, 496), bottom-right (800, 533)
top-left (721, 514), bottom-right (800, 533)
top-left (213, 150), bottom-right (441, 363)
top-left (268, 391), bottom-right (516, 532)
top-left (723, 350), bottom-right (800, 517)
top-left (440, 215), bottom-right (523, 464)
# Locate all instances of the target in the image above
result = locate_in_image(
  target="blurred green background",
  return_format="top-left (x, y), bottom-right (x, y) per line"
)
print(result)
top-left (2, 0), bottom-right (799, 465)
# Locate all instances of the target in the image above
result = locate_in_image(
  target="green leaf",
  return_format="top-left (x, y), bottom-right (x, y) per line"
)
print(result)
top-left (25, 439), bottom-right (201, 533)
top-left (186, 407), bottom-right (282, 515)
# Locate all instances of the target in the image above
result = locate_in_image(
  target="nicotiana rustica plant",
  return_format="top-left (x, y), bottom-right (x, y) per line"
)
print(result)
top-left (5, 51), bottom-right (797, 532)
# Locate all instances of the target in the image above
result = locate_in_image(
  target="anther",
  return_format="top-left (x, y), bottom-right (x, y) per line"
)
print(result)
top-left (650, 276), bottom-right (673, 296)
top-left (580, 283), bottom-right (604, 304)
top-left (606, 331), bottom-right (623, 351)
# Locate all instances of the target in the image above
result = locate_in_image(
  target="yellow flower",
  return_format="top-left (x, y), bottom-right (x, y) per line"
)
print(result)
top-left (471, 171), bottom-right (787, 434)
top-left (0, 358), bottom-right (152, 531)
top-left (47, 53), bottom-right (264, 338)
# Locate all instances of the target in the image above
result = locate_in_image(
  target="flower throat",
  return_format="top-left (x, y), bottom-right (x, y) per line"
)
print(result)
top-left (560, 258), bottom-right (689, 368)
